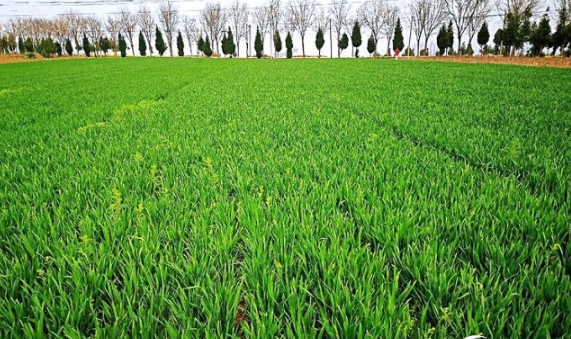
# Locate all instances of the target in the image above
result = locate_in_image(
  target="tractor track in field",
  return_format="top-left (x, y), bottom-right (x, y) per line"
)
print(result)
top-left (354, 109), bottom-right (569, 212)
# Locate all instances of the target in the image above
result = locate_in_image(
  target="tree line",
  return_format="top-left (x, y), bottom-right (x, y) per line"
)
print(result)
top-left (0, 0), bottom-right (569, 59)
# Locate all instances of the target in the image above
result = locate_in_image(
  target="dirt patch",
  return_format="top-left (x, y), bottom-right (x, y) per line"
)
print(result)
top-left (0, 54), bottom-right (41, 64)
top-left (408, 55), bottom-right (571, 68)
top-left (0, 54), bottom-right (110, 64)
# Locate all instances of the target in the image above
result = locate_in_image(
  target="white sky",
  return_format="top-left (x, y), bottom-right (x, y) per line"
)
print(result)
top-left (0, 0), bottom-right (557, 56)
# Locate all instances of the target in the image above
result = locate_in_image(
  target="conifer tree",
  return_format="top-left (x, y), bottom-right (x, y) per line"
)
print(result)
top-left (255, 27), bottom-right (263, 58)
top-left (119, 33), bottom-right (127, 57)
top-left (139, 31), bottom-right (147, 56)
top-left (65, 38), bottom-right (73, 56)
top-left (315, 27), bottom-right (325, 58)
top-left (155, 27), bottom-right (167, 56)
top-left (351, 21), bottom-right (362, 58)
top-left (393, 18), bottom-right (404, 53)
top-left (477, 21), bottom-right (490, 54)
top-left (339, 33), bottom-right (349, 56)
top-left (203, 35), bottom-right (213, 57)
top-left (437, 25), bottom-right (449, 55)
top-left (226, 27), bottom-right (236, 57)
top-left (177, 31), bottom-right (184, 56)
top-left (274, 30), bottom-right (282, 57)
top-left (197, 36), bottom-right (204, 56)
top-left (83, 33), bottom-right (91, 57)
top-left (286, 31), bottom-right (293, 59)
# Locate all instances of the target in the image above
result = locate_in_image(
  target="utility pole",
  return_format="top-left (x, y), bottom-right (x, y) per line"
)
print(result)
top-left (329, 18), bottom-right (332, 58)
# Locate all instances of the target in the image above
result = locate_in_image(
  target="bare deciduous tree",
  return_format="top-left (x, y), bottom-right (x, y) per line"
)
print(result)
top-left (182, 15), bottom-right (199, 56)
top-left (202, 2), bottom-right (226, 56)
top-left (444, 0), bottom-right (487, 52)
top-left (496, 0), bottom-right (540, 15)
top-left (106, 16), bottom-right (120, 55)
top-left (287, 0), bottom-right (317, 58)
top-left (118, 7), bottom-right (137, 56)
top-left (381, 4), bottom-right (400, 56)
top-left (137, 6), bottom-right (156, 56)
top-left (466, 0), bottom-right (491, 54)
top-left (86, 16), bottom-right (102, 57)
top-left (267, 0), bottom-right (283, 57)
top-left (253, 4), bottom-right (270, 53)
top-left (420, 0), bottom-right (447, 56)
top-left (329, 0), bottom-right (351, 57)
top-left (228, 0), bottom-right (250, 57)
top-left (408, 0), bottom-right (425, 55)
top-left (359, 0), bottom-right (385, 55)
top-left (62, 11), bottom-right (82, 54)
top-left (159, 1), bottom-right (179, 57)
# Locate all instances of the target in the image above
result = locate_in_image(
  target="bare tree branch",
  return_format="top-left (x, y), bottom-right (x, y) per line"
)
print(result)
top-left (329, 0), bottom-right (351, 57)
top-left (159, 1), bottom-right (180, 57)
top-left (382, 4), bottom-right (400, 56)
top-left (137, 6), bottom-right (156, 56)
top-left (118, 7), bottom-right (137, 56)
top-left (359, 0), bottom-right (385, 54)
top-left (202, 2), bottom-right (226, 56)
top-left (229, 0), bottom-right (250, 57)
top-left (287, 0), bottom-right (317, 58)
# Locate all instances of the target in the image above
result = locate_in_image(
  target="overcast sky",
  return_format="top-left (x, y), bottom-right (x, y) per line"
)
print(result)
top-left (0, 0), bottom-right (557, 56)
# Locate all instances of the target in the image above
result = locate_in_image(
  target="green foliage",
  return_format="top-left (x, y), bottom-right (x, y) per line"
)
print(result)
top-left (203, 35), bottom-right (213, 57)
top-left (404, 46), bottom-right (414, 56)
top-left (502, 9), bottom-right (533, 54)
top-left (552, 5), bottom-right (570, 54)
top-left (477, 22), bottom-right (490, 52)
top-left (447, 21), bottom-right (454, 50)
top-left (139, 31), bottom-right (147, 56)
top-left (367, 34), bottom-right (376, 56)
top-left (393, 18), bottom-right (404, 52)
top-left (37, 37), bottom-right (55, 58)
top-left (225, 27), bottom-right (236, 57)
top-left (177, 31), bottom-right (184, 57)
top-left (65, 38), bottom-right (73, 56)
top-left (315, 27), bottom-right (325, 58)
top-left (197, 36), bottom-right (204, 55)
top-left (351, 20), bottom-right (362, 58)
top-left (83, 33), bottom-right (91, 57)
top-left (118, 33), bottom-right (127, 58)
top-left (529, 14), bottom-right (552, 56)
top-left (273, 30), bottom-right (282, 55)
top-left (221, 27), bottom-right (235, 58)
top-left (155, 27), bottom-right (167, 57)
top-left (255, 27), bottom-right (263, 59)
top-left (18, 37), bottom-right (24, 54)
top-left (23, 37), bottom-right (34, 53)
top-left (55, 41), bottom-right (62, 56)
top-left (0, 58), bottom-right (570, 339)
top-left (338, 33), bottom-right (349, 55)
top-left (99, 37), bottom-right (111, 56)
top-left (437, 25), bottom-right (449, 55)
top-left (285, 31), bottom-right (293, 59)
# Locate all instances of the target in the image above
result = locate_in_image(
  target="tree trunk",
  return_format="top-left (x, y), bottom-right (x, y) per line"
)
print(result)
top-left (416, 38), bottom-right (421, 56)
top-left (424, 37), bottom-right (429, 56)
top-left (457, 28), bottom-right (461, 55)
top-left (301, 35), bottom-right (305, 58)
top-left (407, 25), bottom-right (412, 56)
top-left (385, 37), bottom-right (390, 56)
